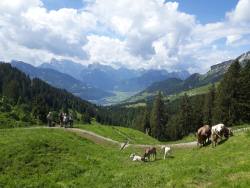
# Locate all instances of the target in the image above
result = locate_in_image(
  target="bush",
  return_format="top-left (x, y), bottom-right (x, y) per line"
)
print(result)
top-left (81, 113), bottom-right (91, 124)
top-left (0, 101), bottom-right (12, 112)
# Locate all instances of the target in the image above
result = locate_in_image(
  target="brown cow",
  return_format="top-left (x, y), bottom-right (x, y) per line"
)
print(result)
top-left (143, 147), bottom-right (157, 161)
top-left (197, 125), bottom-right (211, 147)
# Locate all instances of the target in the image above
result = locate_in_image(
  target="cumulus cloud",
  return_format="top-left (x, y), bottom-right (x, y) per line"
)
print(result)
top-left (83, 35), bottom-right (143, 68)
top-left (0, 0), bottom-right (96, 63)
top-left (87, 0), bottom-right (196, 60)
top-left (0, 0), bottom-right (250, 72)
top-left (227, 0), bottom-right (250, 23)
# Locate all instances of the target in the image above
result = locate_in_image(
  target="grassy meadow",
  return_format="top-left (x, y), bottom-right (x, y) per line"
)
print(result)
top-left (75, 123), bottom-right (161, 144)
top-left (0, 127), bottom-right (250, 187)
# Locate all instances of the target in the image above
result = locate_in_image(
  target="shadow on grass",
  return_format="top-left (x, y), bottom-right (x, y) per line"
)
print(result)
top-left (218, 138), bottom-right (228, 145)
top-left (199, 138), bottom-right (229, 148)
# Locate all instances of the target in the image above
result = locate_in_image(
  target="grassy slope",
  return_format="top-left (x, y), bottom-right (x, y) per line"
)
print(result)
top-left (124, 83), bottom-right (219, 108)
top-left (102, 91), bottom-right (138, 105)
top-left (75, 123), bottom-right (161, 144)
top-left (167, 82), bottom-right (219, 101)
top-left (0, 128), bottom-right (250, 187)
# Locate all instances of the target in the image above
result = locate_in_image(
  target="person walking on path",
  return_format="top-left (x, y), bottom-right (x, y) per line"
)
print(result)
top-left (47, 112), bottom-right (52, 127)
top-left (59, 112), bottom-right (64, 127)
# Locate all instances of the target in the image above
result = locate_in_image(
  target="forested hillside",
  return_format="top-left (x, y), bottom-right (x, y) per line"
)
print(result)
top-left (100, 60), bottom-right (250, 141)
top-left (0, 63), bottom-right (97, 127)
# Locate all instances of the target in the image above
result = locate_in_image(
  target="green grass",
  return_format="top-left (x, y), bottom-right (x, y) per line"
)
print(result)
top-left (231, 124), bottom-right (250, 130)
top-left (101, 91), bottom-right (138, 105)
top-left (167, 83), bottom-right (216, 101)
top-left (125, 103), bottom-right (146, 108)
top-left (0, 128), bottom-right (250, 187)
top-left (75, 122), bottom-right (161, 144)
top-left (125, 92), bottom-right (156, 104)
top-left (124, 83), bottom-right (220, 108)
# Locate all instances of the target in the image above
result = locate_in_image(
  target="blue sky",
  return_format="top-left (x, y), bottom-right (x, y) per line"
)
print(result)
top-left (42, 0), bottom-right (84, 10)
top-left (0, 0), bottom-right (249, 73)
top-left (172, 0), bottom-right (239, 23)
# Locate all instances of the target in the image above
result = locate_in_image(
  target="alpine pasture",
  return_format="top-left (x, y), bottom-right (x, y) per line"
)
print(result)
top-left (0, 125), bottom-right (249, 187)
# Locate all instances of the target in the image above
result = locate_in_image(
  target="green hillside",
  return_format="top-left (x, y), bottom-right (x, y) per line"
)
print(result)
top-left (0, 128), bottom-right (249, 187)
top-left (168, 82), bottom-right (219, 101)
top-left (76, 123), bottom-right (161, 144)
top-left (123, 83), bottom-right (219, 108)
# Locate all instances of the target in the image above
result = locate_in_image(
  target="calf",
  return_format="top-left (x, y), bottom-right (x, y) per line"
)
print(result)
top-left (161, 146), bottom-right (171, 160)
top-left (130, 153), bottom-right (143, 161)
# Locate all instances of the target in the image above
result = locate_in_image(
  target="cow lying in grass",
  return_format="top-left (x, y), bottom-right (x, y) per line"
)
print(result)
top-left (161, 146), bottom-right (171, 159)
top-left (130, 153), bottom-right (144, 161)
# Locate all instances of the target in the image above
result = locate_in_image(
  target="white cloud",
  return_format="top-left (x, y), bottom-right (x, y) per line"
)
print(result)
top-left (87, 0), bottom-right (196, 60)
top-left (227, 0), bottom-right (250, 23)
top-left (0, 0), bottom-right (96, 62)
top-left (0, 0), bottom-right (42, 13)
top-left (226, 35), bottom-right (242, 45)
top-left (83, 35), bottom-right (143, 68)
top-left (0, 0), bottom-right (249, 72)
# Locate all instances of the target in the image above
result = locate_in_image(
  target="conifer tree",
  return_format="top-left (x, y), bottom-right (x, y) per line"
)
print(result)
top-left (150, 92), bottom-right (167, 140)
top-left (179, 93), bottom-right (193, 135)
top-left (203, 84), bottom-right (216, 125)
top-left (238, 60), bottom-right (250, 122)
top-left (143, 108), bottom-right (151, 135)
top-left (192, 94), bottom-right (204, 130)
top-left (81, 112), bottom-right (91, 124)
top-left (214, 61), bottom-right (241, 126)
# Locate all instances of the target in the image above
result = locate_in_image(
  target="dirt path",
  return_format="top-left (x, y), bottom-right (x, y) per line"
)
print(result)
top-left (22, 126), bottom-right (249, 149)
top-left (49, 127), bottom-right (198, 149)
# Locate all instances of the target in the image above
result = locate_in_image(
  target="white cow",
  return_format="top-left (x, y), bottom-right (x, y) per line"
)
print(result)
top-left (161, 146), bottom-right (171, 160)
top-left (212, 123), bottom-right (225, 135)
top-left (211, 123), bottom-right (225, 147)
top-left (130, 153), bottom-right (143, 161)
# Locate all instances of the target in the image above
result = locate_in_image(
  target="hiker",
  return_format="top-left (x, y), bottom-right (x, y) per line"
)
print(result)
top-left (68, 113), bottom-right (73, 128)
top-left (47, 112), bottom-right (52, 127)
top-left (63, 113), bottom-right (69, 128)
top-left (59, 112), bottom-right (64, 127)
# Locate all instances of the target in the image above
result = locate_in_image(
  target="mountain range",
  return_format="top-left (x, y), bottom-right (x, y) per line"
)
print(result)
top-left (5, 51), bottom-right (249, 105)
top-left (125, 51), bottom-right (250, 103)
top-left (8, 59), bottom-right (189, 104)
top-left (40, 59), bottom-right (190, 92)
top-left (10, 61), bottom-right (114, 101)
